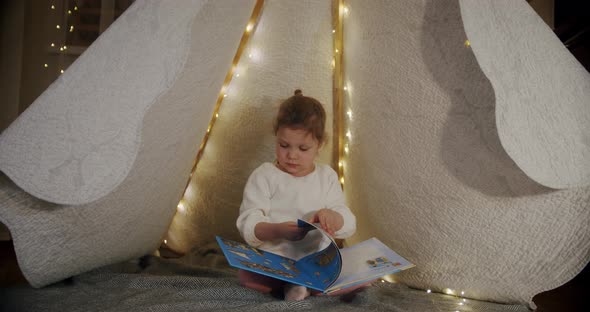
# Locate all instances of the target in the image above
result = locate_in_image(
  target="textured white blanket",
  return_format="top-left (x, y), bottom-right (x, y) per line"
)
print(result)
top-left (0, 1), bottom-right (201, 205)
top-left (0, 0), bottom-right (257, 287)
top-left (0, 1), bottom-right (588, 309)
top-left (460, 0), bottom-right (590, 188)
top-left (342, 0), bottom-right (589, 308)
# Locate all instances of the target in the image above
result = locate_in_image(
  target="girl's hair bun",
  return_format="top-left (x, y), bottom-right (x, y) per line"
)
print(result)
top-left (294, 89), bottom-right (303, 96)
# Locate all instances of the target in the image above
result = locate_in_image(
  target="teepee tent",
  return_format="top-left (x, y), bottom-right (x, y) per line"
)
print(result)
top-left (0, 0), bottom-right (588, 310)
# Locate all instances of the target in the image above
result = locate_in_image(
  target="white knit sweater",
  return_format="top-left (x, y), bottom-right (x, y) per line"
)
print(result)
top-left (236, 162), bottom-right (356, 260)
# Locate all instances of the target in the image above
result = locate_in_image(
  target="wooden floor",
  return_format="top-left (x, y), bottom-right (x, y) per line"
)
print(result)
top-left (0, 240), bottom-right (588, 310)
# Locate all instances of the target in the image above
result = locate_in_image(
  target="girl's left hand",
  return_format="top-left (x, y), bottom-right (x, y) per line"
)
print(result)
top-left (309, 208), bottom-right (343, 237)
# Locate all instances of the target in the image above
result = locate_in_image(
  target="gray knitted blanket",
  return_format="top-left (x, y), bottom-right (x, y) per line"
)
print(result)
top-left (0, 245), bottom-right (529, 312)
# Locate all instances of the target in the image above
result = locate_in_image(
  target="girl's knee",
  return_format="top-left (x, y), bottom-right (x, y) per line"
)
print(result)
top-left (238, 270), bottom-right (281, 293)
top-left (240, 280), bottom-right (274, 293)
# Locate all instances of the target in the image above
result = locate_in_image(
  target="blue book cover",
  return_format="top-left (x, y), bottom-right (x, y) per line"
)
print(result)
top-left (216, 219), bottom-right (414, 293)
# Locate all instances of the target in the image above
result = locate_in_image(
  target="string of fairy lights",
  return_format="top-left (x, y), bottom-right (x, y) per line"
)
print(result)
top-left (161, 1), bottom-right (475, 308)
top-left (333, 0), bottom-right (348, 186)
top-left (335, 2), bottom-right (474, 309)
top-left (436, 43), bottom-right (475, 312)
top-left (164, 0), bottom-right (348, 249)
top-left (162, 0), bottom-right (265, 246)
top-left (45, 1), bottom-right (80, 75)
top-left (333, 1), bottom-right (357, 190)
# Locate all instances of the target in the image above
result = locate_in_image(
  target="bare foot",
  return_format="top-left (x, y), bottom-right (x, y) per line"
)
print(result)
top-left (284, 284), bottom-right (310, 301)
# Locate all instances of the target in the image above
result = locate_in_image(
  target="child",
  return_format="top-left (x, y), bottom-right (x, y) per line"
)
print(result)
top-left (236, 90), bottom-right (359, 301)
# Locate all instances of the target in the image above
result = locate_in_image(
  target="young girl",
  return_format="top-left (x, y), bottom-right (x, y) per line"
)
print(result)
top-left (236, 90), bottom-right (358, 301)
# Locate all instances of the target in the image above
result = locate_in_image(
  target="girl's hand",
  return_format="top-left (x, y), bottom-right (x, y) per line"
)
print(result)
top-left (309, 209), bottom-right (343, 237)
top-left (277, 221), bottom-right (309, 241)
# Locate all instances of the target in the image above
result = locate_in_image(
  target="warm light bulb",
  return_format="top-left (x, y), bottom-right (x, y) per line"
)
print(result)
top-left (332, 29), bottom-right (336, 33)
top-left (60, 69), bottom-right (64, 73)
top-left (56, 24), bottom-right (61, 29)
top-left (164, 239), bottom-right (167, 244)
top-left (247, 48), bottom-right (260, 61)
top-left (59, 47), bottom-right (63, 51)
top-left (426, 289), bottom-right (432, 293)
top-left (223, 94), bottom-right (227, 98)
top-left (335, 49), bottom-right (339, 53)
top-left (215, 113), bottom-right (219, 118)
top-left (382, 275), bottom-right (395, 283)
top-left (74, 6), bottom-right (78, 10)
top-left (68, 10), bottom-right (72, 14)
top-left (246, 23), bottom-right (253, 32)
top-left (51, 5), bottom-right (55, 9)
top-left (69, 26), bottom-right (74, 32)
top-left (50, 43), bottom-right (55, 47)
top-left (343, 85), bottom-right (348, 91)
top-left (44, 64), bottom-right (48, 68)
top-left (461, 291), bottom-right (465, 296)
top-left (177, 202), bottom-right (186, 213)
top-left (63, 45), bottom-right (67, 50)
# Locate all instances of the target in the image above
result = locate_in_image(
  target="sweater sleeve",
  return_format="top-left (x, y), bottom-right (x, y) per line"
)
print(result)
top-left (236, 165), bottom-right (272, 247)
top-left (324, 166), bottom-right (356, 239)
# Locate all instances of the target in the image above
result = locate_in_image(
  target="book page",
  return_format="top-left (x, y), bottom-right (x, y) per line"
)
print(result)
top-left (216, 236), bottom-right (318, 287)
top-left (294, 220), bottom-right (343, 291)
top-left (216, 220), bottom-right (345, 292)
top-left (327, 237), bottom-right (414, 292)
top-left (294, 238), bottom-right (341, 291)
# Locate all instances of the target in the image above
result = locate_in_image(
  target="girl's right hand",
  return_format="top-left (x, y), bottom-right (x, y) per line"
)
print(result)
top-left (254, 221), bottom-right (310, 242)
top-left (277, 221), bottom-right (309, 241)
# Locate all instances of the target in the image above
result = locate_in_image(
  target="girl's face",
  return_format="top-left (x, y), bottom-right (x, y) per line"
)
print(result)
top-left (275, 127), bottom-right (321, 177)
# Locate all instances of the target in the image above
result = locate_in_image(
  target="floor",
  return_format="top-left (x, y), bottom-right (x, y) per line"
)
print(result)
top-left (532, 262), bottom-right (589, 312)
top-left (0, 241), bottom-right (28, 287)
top-left (0, 240), bottom-right (588, 311)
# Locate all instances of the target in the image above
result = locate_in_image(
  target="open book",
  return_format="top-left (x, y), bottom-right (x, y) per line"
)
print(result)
top-left (216, 219), bottom-right (414, 294)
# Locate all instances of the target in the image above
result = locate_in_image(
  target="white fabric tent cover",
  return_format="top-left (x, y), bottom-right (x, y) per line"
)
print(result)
top-left (0, 0), bottom-right (588, 308)
top-left (0, 0), bottom-right (258, 287)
